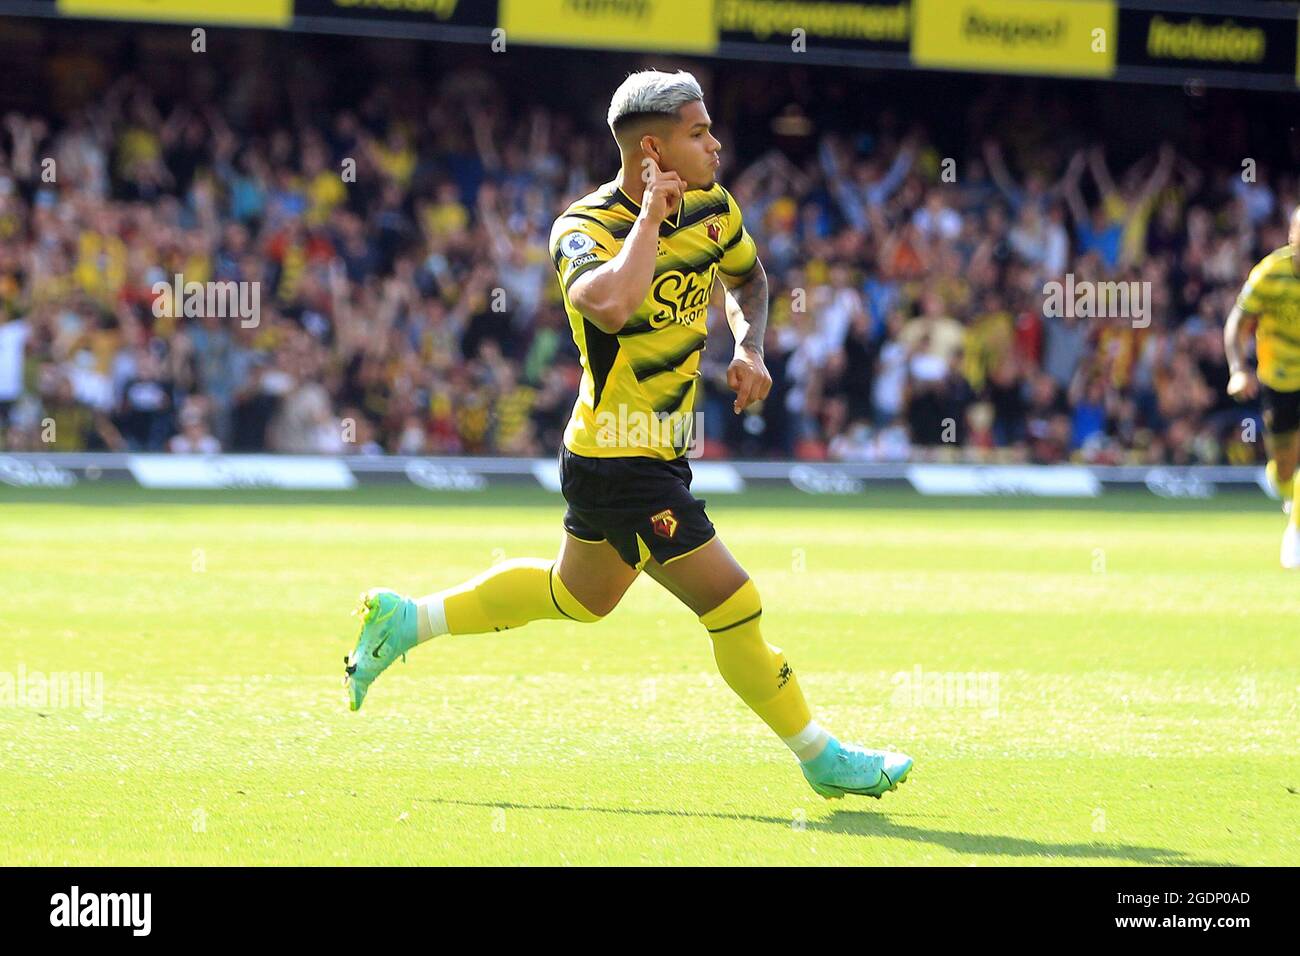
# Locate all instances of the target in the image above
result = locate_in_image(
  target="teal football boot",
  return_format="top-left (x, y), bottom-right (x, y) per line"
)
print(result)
top-left (344, 589), bottom-right (419, 711)
top-left (801, 739), bottom-right (913, 799)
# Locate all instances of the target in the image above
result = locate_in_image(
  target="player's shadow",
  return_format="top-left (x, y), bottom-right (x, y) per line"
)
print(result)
top-left (812, 809), bottom-right (1221, 865)
top-left (423, 798), bottom-right (1219, 866)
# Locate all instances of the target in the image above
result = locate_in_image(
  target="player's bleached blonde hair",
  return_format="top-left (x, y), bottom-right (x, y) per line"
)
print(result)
top-left (607, 69), bottom-right (703, 137)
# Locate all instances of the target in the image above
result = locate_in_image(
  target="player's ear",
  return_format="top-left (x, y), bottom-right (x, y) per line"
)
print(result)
top-left (640, 134), bottom-right (662, 165)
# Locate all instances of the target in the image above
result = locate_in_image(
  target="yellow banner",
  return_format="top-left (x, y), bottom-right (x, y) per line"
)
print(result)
top-left (501, 0), bottom-right (717, 54)
top-left (718, 0), bottom-right (909, 44)
top-left (913, 0), bottom-right (1116, 78)
top-left (58, 0), bottom-right (292, 28)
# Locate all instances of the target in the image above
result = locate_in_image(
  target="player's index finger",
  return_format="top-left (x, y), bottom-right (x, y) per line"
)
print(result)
top-left (734, 373), bottom-right (756, 412)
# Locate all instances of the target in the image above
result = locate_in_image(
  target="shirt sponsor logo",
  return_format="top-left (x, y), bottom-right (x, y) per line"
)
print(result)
top-left (650, 266), bottom-right (717, 329)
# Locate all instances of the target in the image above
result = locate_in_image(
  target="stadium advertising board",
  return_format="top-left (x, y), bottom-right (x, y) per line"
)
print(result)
top-left (0, 453), bottom-right (1268, 500)
top-left (1117, 6), bottom-right (1298, 83)
top-left (23, 0), bottom-right (1300, 90)
top-left (293, 0), bottom-right (497, 32)
top-left (57, 0), bottom-right (293, 27)
top-left (126, 454), bottom-right (357, 490)
top-left (912, 0), bottom-right (1117, 78)
top-left (717, 0), bottom-right (910, 54)
top-left (906, 463), bottom-right (1102, 497)
top-left (500, 0), bottom-right (716, 54)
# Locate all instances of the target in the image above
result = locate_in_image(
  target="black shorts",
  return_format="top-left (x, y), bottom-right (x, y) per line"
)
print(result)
top-left (1261, 384), bottom-right (1300, 436)
top-left (559, 447), bottom-right (716, 570)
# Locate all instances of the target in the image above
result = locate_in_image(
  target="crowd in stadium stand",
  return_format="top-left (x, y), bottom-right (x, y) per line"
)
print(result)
top-left (0, 50), bottom-right (1290, 465)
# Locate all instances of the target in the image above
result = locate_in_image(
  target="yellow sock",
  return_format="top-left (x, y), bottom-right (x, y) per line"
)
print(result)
top-left (1267, 460), bottom-right (1295, 502)
top-left (419, 558), bottom-right (601, 638)
top-left (700, 579), bottom-right (813, 739)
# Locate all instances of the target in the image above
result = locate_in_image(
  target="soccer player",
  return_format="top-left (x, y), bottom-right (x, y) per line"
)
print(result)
top-left (1226, 204), bottom-right (1300, 566)
top-left (344, 70), bottom-right (913, 800)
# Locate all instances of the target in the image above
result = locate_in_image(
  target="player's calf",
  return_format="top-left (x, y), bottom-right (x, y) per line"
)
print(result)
top-left (1266, 459), bottom-right (1295, 514)
top-left (416, 558), bottom-right (607, 638)
top-left (699, 577), bottom-right (914, 800)
top-left (344, 559), bottom-right (608, 711)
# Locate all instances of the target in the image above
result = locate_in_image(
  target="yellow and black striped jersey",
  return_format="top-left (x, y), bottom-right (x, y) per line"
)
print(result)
top-left (549, 179), bottom-right (759, 460)
top-left (1237, 245), bottom-right (1300, 391)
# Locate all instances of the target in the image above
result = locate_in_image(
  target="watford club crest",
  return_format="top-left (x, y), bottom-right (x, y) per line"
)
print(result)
top-left (706, 220), bottom-right (721, 243)
top-left (650, 509), bottom-right (679, 539)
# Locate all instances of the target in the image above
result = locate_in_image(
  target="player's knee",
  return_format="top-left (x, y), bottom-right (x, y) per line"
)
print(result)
top-left (550, 565), bottom-right (611, 623)
top-left (699, 577), bottom-right (761, 634)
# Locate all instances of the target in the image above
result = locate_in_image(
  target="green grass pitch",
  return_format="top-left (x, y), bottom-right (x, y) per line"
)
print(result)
top-left (1, 484), bottom-right (1296, 866)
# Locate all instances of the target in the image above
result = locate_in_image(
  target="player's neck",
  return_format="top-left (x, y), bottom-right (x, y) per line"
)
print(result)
top-left (615, 162), bottom-right (648, 207)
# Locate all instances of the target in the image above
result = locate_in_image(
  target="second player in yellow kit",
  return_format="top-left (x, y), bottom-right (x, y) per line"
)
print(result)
top-left (1226, 205), bottom-right (1300, 566)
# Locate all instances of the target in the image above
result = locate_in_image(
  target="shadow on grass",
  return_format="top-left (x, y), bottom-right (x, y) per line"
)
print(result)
top-left (420, 798), bottom-right (1220, 866)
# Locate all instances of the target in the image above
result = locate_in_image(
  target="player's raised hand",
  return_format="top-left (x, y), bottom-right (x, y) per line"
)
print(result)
top-left (1227, 368), bottom-right (1258, 401)
top-left (640, 157), bottom-right (685, 224)
top-left (727, 348), bottom-right (772, 415)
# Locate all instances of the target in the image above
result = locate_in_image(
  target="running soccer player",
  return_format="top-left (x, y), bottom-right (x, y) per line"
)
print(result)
top-left (344, 70), bottom-right (913, 800)
top-left (1226, 204), bottom-right (1300, 567)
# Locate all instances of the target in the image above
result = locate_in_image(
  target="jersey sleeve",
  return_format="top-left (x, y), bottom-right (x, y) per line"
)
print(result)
top-left (718, 187), bottom-right (759, 279)
top-left (1236, 257), bottom-right (1272, 315)
top-left (550, 215), bottom-right (618, 292)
